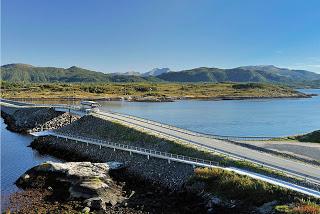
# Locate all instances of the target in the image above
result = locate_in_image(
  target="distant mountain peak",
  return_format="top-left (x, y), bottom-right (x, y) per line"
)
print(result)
top-left (122, 71), bottom-right (141, 76)
top-left (143, 68), bottom-right (171, 77)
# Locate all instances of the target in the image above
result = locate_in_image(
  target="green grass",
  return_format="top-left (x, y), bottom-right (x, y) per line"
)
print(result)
top-left (189, 167), bottom-right (294, 205)
top-left (60, 115), bottom-right (297, 183)
top-left (272, 130), bottom-right (320, 143)
top-left (1, 81), bottom-right (303, 100)
top-left (274, 200), bottom-right (320, 213)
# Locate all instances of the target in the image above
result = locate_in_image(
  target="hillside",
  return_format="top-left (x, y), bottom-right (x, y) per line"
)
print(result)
top-left (1, 82), bottom-right (309, 101)
top-left (295, 130), bottom-right (320, 143)
top-left (1, 63), bottom-right (319, 86)
top-left (0, 64), bottom-right (159, 83)
top-left (158, 66), bottom-right (320, 84)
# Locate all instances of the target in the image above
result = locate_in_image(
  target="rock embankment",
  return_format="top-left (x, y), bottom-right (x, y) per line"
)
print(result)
top-left (16, 161), bottom-right (126, 212)
top-left (56, 115), bottom-right (176, 152)
top-left (31, 136), bottom-right (194, 189)
top-left (1, 106), bottom-right (79, 133)
top-left (12, 161), bottom-right (207, 213)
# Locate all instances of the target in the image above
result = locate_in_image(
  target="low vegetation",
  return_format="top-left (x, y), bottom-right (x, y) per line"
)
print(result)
top-left (273, 130), bottom-right (320, 143)
top-left (190, 168), bottom-right (320, 211)
top-left (275, 200), bottom-right (320, 214)
top-left (58, 116), bottom-right (301, 184)
top-left (190, 168), bottom-right (291, 205)
top-left (295, 130), bottom-right (320, 143)
top-left (2, 63), bottom-right (319, 85)
top-left (1, 81), bottom-right (305, 100)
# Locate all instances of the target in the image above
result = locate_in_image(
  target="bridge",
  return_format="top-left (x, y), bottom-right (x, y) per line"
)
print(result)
top-left (1, 98), bottom-right (320, 197)
top-left (46, 131), bottom-right (319, 198)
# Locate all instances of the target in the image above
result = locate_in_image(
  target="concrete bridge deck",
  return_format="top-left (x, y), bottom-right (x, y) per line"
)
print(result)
top-left (30, 130), bottom-right (320, 198)
top-left (92, 111), bottom-right (320, 184)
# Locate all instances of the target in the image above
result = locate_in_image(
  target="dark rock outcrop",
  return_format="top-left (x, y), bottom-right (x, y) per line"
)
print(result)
top-left (16, 161), bottom-right (126, 212)
top-left (1, 106), bottom-right (79, 133)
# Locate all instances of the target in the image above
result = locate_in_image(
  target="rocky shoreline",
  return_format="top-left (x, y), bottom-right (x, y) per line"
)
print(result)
top-left (2, 105), bottom-right (319, 213)
top-left (6, 92), bottom-right (313, 103)
top-left (0, 106), bottom-right (212, 213)
top-left (0, 106), bottom-right (80, 133)
top-left (11, 161), bottom-right (209, 214)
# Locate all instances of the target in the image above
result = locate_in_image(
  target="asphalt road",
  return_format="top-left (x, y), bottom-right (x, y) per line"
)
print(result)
top-left (1, 98), bottom-right (319, 183)
top-left (95, 111), bottom-right (320, 183)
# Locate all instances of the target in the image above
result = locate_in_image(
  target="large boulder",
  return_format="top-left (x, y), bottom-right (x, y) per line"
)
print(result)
top-left (16, 161), bottom-right (126, 211)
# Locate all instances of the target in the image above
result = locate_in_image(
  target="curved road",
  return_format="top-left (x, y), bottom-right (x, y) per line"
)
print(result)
top-left (1, 99), bottom-right (319, 184)
top-left (93, 111), bottom-right (320, 183)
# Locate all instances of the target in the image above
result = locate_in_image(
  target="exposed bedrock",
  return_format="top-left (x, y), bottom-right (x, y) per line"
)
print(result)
top-left (0, 106), bottom-right (80, 133)
top-left (15, 160), bottom-right (208, 213)
top-left (16, 161), bottom-right (126, 212)
top-left (30, 136), bottom-right (194, 189)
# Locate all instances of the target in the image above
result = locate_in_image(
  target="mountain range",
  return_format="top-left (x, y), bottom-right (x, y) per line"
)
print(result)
top-left (1, 63), bottom-right (320, 86)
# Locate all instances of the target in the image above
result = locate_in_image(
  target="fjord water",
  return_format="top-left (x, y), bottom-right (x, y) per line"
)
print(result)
top-left (1, 89), bottom-right (319, 205)
top-left (98, 89), bottom-right (320, 137)
top-left (0, 117), bottom-right (60, 202)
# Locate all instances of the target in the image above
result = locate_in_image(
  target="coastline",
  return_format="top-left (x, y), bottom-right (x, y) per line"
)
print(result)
top-left (2, 82), bottom-right (313, 103)
top-left (0, 107), bottom-right (209, 213)
top-left (1, 104), bottom-right (319, 213)
top-left (4, 93), bottom-right (314, 103)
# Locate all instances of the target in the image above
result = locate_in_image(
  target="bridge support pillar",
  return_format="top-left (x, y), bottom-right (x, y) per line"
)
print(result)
top-left (129, 151), bottom-right (132, 156)
top-left (168, 159), bottom-right (171, 164)
top-left (86, 142), bottom-right (89, 146)
top-left (147, 155), bottom-right (150, 160)
top-left (113, 148), bottom-right (116, 151)
top-left (99, 145), bottom-right (102, 149)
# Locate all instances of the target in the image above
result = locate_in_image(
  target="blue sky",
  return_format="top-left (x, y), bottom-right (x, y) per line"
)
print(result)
top-left (1, 0), bottom-right (320, 73)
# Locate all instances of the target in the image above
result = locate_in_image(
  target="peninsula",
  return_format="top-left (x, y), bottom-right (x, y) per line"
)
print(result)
top-left (1, 82), bottom-right (311, 102)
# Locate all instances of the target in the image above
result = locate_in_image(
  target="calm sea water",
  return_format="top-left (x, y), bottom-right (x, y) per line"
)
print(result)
top-left (97, 89), bottom-right (320, 137)
top-left (0, 117), bottom-right (61, 203)
top-left (1, 89), bottom-right (319, 205)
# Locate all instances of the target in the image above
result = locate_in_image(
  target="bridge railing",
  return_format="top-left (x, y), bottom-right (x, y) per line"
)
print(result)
top-left (51, 131), bottom-right (220, 167)
top-left (1, 98), bottom-right (279, 141)
top-left (51, 131), bottom-right (320, 187)
top-left (101, 110), bottom-right (277, 141)
top-left (77, 112), bottom-right (320, 186)
top-left (3, 99), bottom-right (320, 186)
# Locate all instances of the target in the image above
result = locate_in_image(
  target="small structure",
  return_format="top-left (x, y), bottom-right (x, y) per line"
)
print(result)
top-left (80, 100), bottom-right (100, 113)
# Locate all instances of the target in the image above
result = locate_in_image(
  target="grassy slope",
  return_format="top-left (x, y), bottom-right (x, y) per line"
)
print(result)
top-left (55, 116), bottom-right (319, 210)
top-left (57, 115), bottom-right (308, 189)
top-left (0, 64), bottom-right (159, 83)
top-left (2, 64), bottom-right (320, 85)
top-left (294, 130), bottom-right (320, 143)
top-left (1, 82), bottom-right (306, 99)
top-left (273, 130), bottom-right (320, 143)
top-left (191, 168), bottom-right (320, 211)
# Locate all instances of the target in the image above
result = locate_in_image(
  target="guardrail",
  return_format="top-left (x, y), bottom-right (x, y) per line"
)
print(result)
top-left (104, 110), bottom-right (277, 141)
top-left (93, 111), bottom-right (320, 186)
top-left (51, 131), bottom-right (320, 188)
top-left (0, 98), bottom-right (82, 110)
top-left (2, 98), bottom-right (320, 186)
top-left (51, 131), bottom-right (220, 167)
top-left (0, 98), bottom-right (279, 141)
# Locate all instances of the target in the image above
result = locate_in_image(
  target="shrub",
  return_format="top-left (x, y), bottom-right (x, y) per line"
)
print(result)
top-left (190, 167), bottom-right (290, 205)
top-left (232, 83), bottom-right (265, 90)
